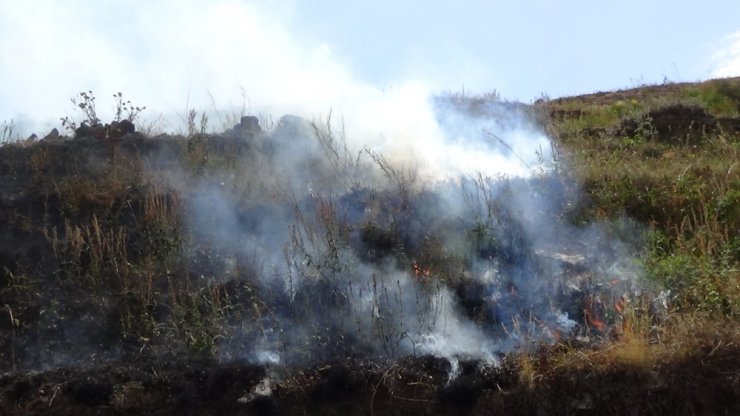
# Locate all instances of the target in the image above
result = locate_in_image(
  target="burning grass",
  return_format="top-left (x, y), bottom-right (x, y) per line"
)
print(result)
top-left (0, 78), bottom-right (738, 414)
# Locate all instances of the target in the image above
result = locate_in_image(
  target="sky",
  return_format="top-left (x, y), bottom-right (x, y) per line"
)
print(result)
top-left (1, 0), bottom-right (739, 137)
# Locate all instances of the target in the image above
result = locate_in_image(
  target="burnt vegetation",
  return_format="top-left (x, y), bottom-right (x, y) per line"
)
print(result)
top-left (1, 79), bottom-right (739, 414)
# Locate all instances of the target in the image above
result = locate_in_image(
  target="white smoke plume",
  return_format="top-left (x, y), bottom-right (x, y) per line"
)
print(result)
top-left (712, 30), bottom-right (740, 78)
top-left (0, 1), bottom-right (549, 180)
top-left (163, 91), bottom-right (644, 369)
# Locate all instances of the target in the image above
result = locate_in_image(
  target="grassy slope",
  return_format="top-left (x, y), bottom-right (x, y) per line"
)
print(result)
top-left (0, 78), bottom-right (738, 414)
top-left (542, 78), bottom-right (739, 315)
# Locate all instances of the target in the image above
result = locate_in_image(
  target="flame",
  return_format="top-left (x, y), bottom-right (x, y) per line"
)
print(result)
top-left (583, 296), bottom-right (607, 332)
top-left (541, 321), bottom-right (562, 342)
top-left (614, 296), bottom-right (625, 315)
top-left (412, 262), bottom-right (432, 284)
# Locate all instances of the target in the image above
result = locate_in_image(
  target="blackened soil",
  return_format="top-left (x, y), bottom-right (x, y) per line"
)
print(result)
top-left (0, 359), bottom-right (267, 415)
top-left (1, 345), bottom-right (738, 415)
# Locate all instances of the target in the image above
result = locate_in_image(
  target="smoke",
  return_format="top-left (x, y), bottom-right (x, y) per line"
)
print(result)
top-left (1, 1), bottom-right (650, 370)
top-left (712, 30), bottom-right (740, 78)
top-left (156, 88), bottom-right (646, 370)
top-left (0, 1), bottom-right (366, 133)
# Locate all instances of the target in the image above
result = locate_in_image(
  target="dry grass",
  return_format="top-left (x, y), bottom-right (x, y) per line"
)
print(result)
top-left (544, 78), bottom-right (740, 317)
top-left (44, 214), bottom-right (129, 285)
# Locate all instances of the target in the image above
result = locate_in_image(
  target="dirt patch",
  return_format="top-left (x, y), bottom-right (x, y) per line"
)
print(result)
top-left (616, 104), bottom-right (734, 144)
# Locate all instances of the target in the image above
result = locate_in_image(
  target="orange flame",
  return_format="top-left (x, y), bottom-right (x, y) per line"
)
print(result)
top-left (412, 262), bottom-right (431, 284)
top-left (583, 296), bottom-right (607, 332)
top-left (614, 297), bottom-right (625, 315)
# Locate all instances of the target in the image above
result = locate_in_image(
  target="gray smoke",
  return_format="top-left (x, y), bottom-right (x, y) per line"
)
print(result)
top-left (162, 92), bottom-right (644, 369)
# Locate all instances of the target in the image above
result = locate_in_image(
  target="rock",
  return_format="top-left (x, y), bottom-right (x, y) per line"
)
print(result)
top-left (107, 120), bottom-right (135, 139)
top-left (273, 114), bottom-right (312, 140)
top-left (43, 128), bottom-right (60, 141)
top-left (116, 119), bottom-right (136, 136)
top-left (238, 116), bottom-right (261, 134)
top-left (75, 123), bottom-right (106, 139)
top-left (224, 115), bottom-right (262, 139)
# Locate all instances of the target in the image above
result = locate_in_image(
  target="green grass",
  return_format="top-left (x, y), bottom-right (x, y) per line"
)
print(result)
top-left (544, 77), bottom-right (740, 317)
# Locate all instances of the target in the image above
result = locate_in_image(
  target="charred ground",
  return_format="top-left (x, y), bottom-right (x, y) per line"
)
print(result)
top-left (1, 78), bottom-right (739, 414)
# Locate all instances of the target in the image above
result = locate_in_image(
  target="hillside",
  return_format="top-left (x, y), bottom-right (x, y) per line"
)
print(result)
top-left (0, 78), bottom-right (738, 415)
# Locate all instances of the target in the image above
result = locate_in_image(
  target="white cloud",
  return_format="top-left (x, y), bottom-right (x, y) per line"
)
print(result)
top-left (0, 0), bottom-right (545, 180)
top-left (0, 4), bottom-right (376, 123)
top-left (0, 0), bottom-right (370, 128)
top-left (712, 30), bottom-right (740, 78)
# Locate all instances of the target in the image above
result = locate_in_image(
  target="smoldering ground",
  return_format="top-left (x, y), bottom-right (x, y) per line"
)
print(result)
top-left (148, 91), bottom-right (650, 371)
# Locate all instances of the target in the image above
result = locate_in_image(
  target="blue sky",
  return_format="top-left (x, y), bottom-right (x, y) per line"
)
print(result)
top-left (1, 0), bottom-right (739, 136)
top-left (292, 0), bottom-right (740, 97)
